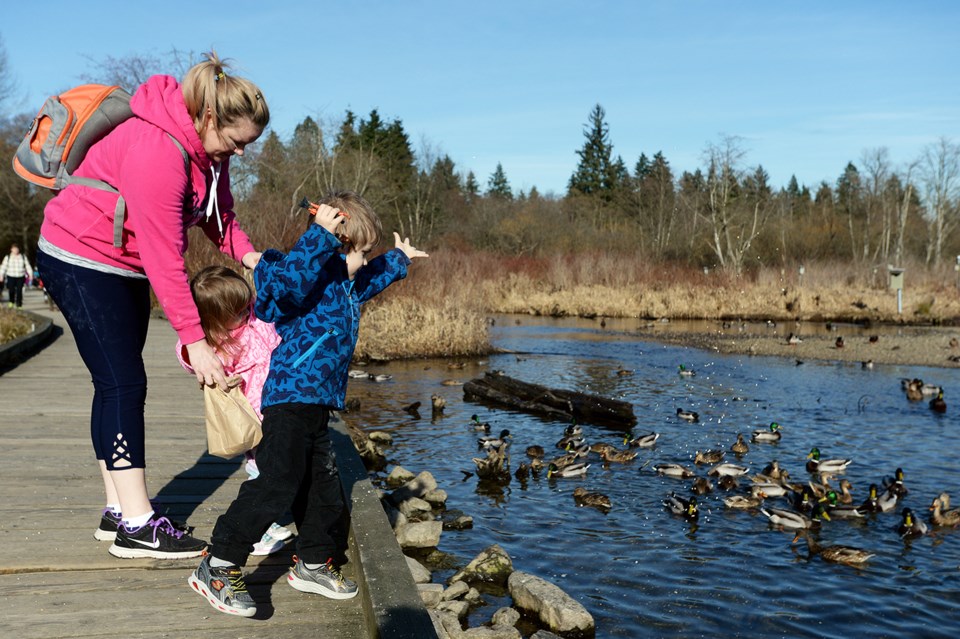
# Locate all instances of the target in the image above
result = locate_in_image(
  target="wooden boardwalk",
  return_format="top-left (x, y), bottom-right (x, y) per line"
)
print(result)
top-left (0, 289), bottom-right (370, 638)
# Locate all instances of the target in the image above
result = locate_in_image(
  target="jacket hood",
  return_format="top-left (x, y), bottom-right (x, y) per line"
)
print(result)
top-left (129, 75), bottom-right (210, 170)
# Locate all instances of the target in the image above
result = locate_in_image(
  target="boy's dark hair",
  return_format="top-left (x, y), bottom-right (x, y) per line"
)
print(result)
top-left (307, 190), bottom-right (383, 250)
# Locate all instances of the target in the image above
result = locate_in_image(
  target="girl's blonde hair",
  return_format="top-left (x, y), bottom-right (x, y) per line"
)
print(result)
top-left (181, 50), bottom-right (270, 135)
top-left (317, 190), bottom-right (383, 250)
top-left (190, 265), bottom-right (254, 355)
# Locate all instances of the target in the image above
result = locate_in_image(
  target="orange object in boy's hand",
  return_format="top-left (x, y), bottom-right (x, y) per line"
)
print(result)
top-left (300, 197), bottom-right (351, 219)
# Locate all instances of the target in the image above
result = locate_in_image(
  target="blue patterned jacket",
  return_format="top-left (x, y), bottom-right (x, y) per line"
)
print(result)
top-left (254, 223), bottom-right (410, 410)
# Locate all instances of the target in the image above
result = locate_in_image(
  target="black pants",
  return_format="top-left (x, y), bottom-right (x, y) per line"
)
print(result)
top-left (6, 276), bottom-right (25, 307)
top-left (210, 403), bottom-right (346, 566)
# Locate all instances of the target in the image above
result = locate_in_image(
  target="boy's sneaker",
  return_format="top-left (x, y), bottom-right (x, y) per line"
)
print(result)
top-left (250, 529), bottom-right (284, 556)
top-left (188, 554), bottom-right (257, 617)
top-left (93, 507), bottom-right (195, 542)
top-left (109, 516), bottom-right (207, 559)
top-left (287, 556), bottom-right (358, 600)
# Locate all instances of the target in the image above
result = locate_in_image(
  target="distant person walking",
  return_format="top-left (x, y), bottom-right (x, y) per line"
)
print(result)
top-left (36, 51), bottom-right (269, 559)
top-left (0, 243), bottom-right (32, 308)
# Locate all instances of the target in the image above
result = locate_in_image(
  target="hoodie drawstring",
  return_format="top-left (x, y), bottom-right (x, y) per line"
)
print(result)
top-left (205, 163), bottom-right (223, 239)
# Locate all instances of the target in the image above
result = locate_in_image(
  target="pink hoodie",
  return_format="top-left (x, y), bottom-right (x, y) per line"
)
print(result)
top-left (40, 75), bottom-right (256, 345)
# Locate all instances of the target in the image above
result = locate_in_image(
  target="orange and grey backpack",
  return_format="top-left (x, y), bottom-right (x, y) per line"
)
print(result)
top-left (12, 84), bottom-right (187, 247)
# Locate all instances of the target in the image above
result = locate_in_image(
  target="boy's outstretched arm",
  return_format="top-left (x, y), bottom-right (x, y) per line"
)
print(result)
top-left (352, 233), bottom-right (428, 303)
top-left (394, 232), bottom-right (429, 260)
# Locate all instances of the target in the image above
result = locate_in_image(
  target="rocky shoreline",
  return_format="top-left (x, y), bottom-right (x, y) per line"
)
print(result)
top-left (634, 324), bottom-right (960, 370)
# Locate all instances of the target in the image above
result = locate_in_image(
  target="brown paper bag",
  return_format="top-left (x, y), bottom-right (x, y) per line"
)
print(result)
top-left (203, 376), bottom-right (262, 459)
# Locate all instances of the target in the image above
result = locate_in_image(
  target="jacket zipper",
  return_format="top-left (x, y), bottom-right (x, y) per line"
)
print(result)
top-left (293, 327), bottom-right (340, 368)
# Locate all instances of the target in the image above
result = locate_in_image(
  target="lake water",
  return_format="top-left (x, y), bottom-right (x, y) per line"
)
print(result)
top-left (347, 315), bottom-right (960, 638)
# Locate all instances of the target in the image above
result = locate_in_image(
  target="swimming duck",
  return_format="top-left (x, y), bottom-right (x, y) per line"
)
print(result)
top-left (897, 508), bottom-right (928, 538)
top-left (563, 422), bottom-right (583, 438)
top-left (835, 478), bottom-right (854, 504)
top-left (707, 462), bottom-right (750, 478)
top-left (615, 366), bottom-right (634, 377)
top-left (694, 449), bottom-right (725, 465)
top-left (590, 442), bottom-right (617, 455)
top-left (717, 475), bottom-right (740, 491)
top-left (787, 333), bottom-right (802, 345)
top-left (761, 503), bottom-right (830, 530)
top-left (759, 460), bottom-right (785, 481)
top-left (790, 486), bottom-right (819, 513)
top-left (752, 482), bottom-right (789, 498)
top-left (565, 442), bottom-right (591, 458)
top-left (724, 494), bottom-right (765, 509)
top-left (663, 492), bottom-right (699, 521)
top-left (469, 414), bottom-right (491, 433)
top-left (676, 408), bottom-right (700, 423)
top-left (904, 378), bottom-right (924, 401)
top-left (861, 360), bottom-right (874, 370)
top-left (920, 382), bottom-right (943, 397)
top-left (930, 390), bottom-right (947, 414)
top-left (514, 462), bottom-right (530, 481)
top-left (547, 462), bottom-right (590, 479)
top-left (860, 483), bottom-right (898, 513)
top-left (368, 373), bottom-right (393, 382)
top-left (731, 433), bottom-right (750, 455)
top-left (525, 445), bottom-right (545, 459)
top-left (691, 477), bottom-right (714, 495)
top-left (654, 463), bottom-right (695, 479)
top-left (930, 495), bottom-right (960, 527)
top-left (792, 529), bottom-right (875, 566)
top-left (347, 369), bottom-right (368, 379)
top-left (805, 448), bottom-right (852, 474)
top-left (881, 467), bottom-right (908, 497)
top-left (624, 431), bottom-right (660, 448)
top-left (752, 422), bottom-right (783, 443)
top-left (573, 486), bottom-right (611, 511)
top-left (599, 447), bottom-right (638, 463)
top-left (549, 453), bottom-right (582, 470)
top-left (556, 434), bottom-right (585, 450)
top-left (678, 364), bottom-right (696, 377)
top-left (431, 394), bottom-right (446, 415)
top-left (479, 429), bottom-right (512, 451)
top-left (822, 490), bottom-right (866, 519)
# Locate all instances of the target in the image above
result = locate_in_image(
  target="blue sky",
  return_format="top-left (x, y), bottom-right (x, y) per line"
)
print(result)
top-left (3, 1), bottom-right (958, 196)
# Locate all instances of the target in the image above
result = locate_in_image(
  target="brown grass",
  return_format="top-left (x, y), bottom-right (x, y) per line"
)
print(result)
top-left (0, 307), bottom-right (36, 344)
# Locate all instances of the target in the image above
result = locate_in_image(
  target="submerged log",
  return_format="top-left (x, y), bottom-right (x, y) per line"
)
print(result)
top-left (463, 371), bottom-right (637, 428)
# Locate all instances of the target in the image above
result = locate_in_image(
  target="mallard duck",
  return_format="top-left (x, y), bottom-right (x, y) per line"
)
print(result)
top-left (707, 462), bottom-right (750, 478)
top-left (573, 486), bottom-right (611, 511)
top-left (761, 503), bottom-right (830, 530)
top-left (514, 462), bottom-right (530, 481)
top-left (731, 433), bottom-right (750, 455)
top-left (881, 467), bottom-right (908, 497)
top-left (591, 442), bottom-right (617, 455)
top-left (836, 478), bottom-right (854, 504)
top-left (822, 490), bottom-right (866, 519)
top-left (860, 483), bottom-right (898, 513)
top-left (691, 477), bottom-right (713, 495)
top-left (752, 422), bottom-right (782, 443)
top-left (930, 495), bottom-right (960, 527)
top-left (921, 382), bottom-right (943, 397)
top-left (790, 486), bottom-right (818, 513)
top-left (805, 447), bottom-right (852, 474)
top-left (678, 364), bottom-right (696, 377)
top-left (547, 461), bottom-right (590, 479)
top-left (807, 472), bottom-right (836, 499)
top-left (752, 482), bottom-right (788, 498)
top-left (525, 445), bottom-right (545, 459)
top-left (566, 442), bottom-right (591, 458)
top-left (368, 373), bottom-right (393, 382)
top-left (469, 414), bottom-right (491, 433)
top-left (430, 394), bottom-right (446, 414)
top-left (347, 369), bottom-right (368, 378)
top-left (556, 434), bottom-right (585, 450)
top-left (904, 378), bottom-right (924, 401)
top-left (663, 492), bottom-right (699, 520)
top-left (724, 494), bottom-right (765, 509)
top-left (792, 529), bottom-right (875, 566)
top-left (599, 447), bottom-right (638, 463)
top-left (718, 475), bottom-right (740, 491)
top-left (563, 422), bottom-right (583, 438)
top-left (694, 449), bottom-right (725, 465)
top-left (624, 431), bottom-right (660, 448)
top-left (787, 332), bottom-right (802, 345)
top-left (549, 453), bottom-right (581, 470)
top-left (759, 460), bottom-right (784, 481)
top-left (676, 408), bottom-right (700, 423)
top-left (930, 390), bottom-right (947, 413)
top-left (861, 359), bottom-right (874, 370)
top-left (898, 508), bottom-right (928, 538)
top-left (654, 463), bottom-right (695, 479)
top-left (479, 429), bottom-right (512, 451)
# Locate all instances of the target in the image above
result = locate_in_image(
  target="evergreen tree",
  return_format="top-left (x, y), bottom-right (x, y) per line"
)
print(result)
top-left (568, 104), bottom-right (618, 201)
top-left (464, 171), bottom-right (480, 201)
top-left (634, 153), bottom-right (651, 181)
top-left (487, 162), bottom-right (513, 199)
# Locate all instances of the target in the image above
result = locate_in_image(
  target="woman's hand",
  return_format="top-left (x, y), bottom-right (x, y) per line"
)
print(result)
top-left (184, 340), bottom-right (228, 390)
top-left (241, 251), bottom-right (262, 269)
top-left (394, 232), bottom-right (429, 260)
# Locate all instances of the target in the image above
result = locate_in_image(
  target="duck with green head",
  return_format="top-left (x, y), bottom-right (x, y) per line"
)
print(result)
top-left (663, 492), bottom-right (699, 521)
top-left (805, 447), bottom-right (852, 474)
top-left (752, 422), bottom-right (782, 443)
top-left (898, 508), bottom-right (928, 538)
top-left (761, 503), bottom-right (830, 530)
top-left (547, 461), bottom-right (590, 479)
top-left (624, 431), bottom-right (660, 448)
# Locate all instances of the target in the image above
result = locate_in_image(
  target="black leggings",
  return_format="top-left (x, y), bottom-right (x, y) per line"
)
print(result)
top-left (5, 276), bottom-right (25, 307)
top-left (37, 251), bottom-right (151, 469)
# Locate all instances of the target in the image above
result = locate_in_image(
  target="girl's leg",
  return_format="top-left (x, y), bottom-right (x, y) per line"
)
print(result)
top-left (38, 252), bottom-right (153, 519)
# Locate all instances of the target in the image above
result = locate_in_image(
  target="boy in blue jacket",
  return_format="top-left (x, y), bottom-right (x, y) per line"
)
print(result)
top-left (189, 190), bottom-right (428, 617)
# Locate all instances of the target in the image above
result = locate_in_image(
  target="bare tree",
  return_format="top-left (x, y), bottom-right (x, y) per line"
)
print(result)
top-left (0, 34), bottom-right (17, 110)
top-left (920, 137), bottom-right (960, 265)
top-left (859, 147), bottom-right (891, 263)
top-left (80, 48), bottom-right (198, 90)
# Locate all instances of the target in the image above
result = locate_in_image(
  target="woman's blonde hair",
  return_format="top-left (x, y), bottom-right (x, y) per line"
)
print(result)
top-left (316, 190), bottom-right (383, 250)
top-left (190, 265), bottom-right (254, 355)
top-left (181, 50), bottom-right (270, 135)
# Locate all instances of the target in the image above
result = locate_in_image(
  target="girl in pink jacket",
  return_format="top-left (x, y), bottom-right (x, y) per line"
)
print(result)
top-left (176, 266), bottom-right (290, 556)
top-left (37, 51), bottom-right (269, 559)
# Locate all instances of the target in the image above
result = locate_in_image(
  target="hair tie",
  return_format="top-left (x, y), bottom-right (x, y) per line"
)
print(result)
top-left (255, 92), bottom-right (262, 101)
top-left (214, 71), bottom-right (226, 82)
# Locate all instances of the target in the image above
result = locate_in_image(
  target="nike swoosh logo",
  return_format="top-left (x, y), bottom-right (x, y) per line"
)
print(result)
top-left (128, 537), bottom-right (160, 549)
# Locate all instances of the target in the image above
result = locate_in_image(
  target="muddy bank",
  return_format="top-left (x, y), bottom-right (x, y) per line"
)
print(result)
top-left (637, 324), bottom-right (960, 370)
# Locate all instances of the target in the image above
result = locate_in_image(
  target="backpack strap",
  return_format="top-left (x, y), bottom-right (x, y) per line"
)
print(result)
top-left (111, 133), bottom-right (189, 248)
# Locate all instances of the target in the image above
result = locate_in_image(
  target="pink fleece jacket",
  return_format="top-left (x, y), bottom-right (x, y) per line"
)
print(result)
top-left (175, 316), bottom-right (280, 421)
top-left (40, 75), bottom-right (256, 345)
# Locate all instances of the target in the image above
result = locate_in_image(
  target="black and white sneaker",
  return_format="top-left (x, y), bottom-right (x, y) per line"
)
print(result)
top-left (94, 504), bottom-right (195, 542)
top-left (109, 516), bottom-right (207, 559)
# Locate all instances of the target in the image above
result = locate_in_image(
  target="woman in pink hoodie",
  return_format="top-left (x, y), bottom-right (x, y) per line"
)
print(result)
top-left (36, 51), bottom-right (269, 559)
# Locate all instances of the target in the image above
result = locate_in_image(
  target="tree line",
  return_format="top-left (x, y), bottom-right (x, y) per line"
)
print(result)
top-left (1, 45), bottom-right (958, 279)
